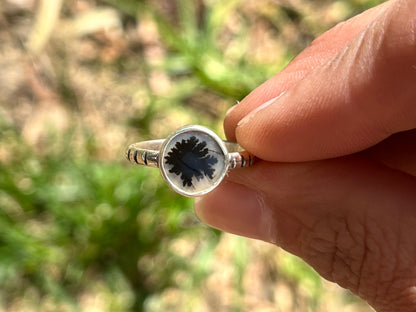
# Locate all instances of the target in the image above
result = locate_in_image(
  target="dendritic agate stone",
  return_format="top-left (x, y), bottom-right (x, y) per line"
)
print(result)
top-left (159, 127), bottom-right (228, 196)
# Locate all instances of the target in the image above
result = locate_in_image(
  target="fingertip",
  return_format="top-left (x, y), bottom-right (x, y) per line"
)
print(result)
top-left (223, 108), bottom-right (238, 141)
top-left (223, 1), bottom-right (405, 162)
top-left (224, 91), bottom-right (287, 142)
top-left (234, 0), bottom-right (416, 162)
top-left (194, 181), bottom-right (275, 242)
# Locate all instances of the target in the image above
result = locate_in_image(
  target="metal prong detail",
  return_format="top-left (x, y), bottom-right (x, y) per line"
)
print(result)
top-left (127, 148), bottom-right (131, 161)
top-left (142, 151), bottom-right (148, 165)
top-left (133, 150), bottom-right (139, 164)
top-left (228, 152), bottom-right (254, 169)
top-left (230, 157), bottom-right (237, 169)
top-left (147, 152), bottom-right (158, 165)
top-left (126, 141), bottom-right (161, 168)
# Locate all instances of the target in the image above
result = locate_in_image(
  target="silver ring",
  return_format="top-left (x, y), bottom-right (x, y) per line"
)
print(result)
top-left (126, 125), bottom-right (255, 197)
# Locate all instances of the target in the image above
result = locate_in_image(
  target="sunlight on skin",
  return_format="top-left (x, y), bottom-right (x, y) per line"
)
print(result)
top-left (195, 0), bottom-right (416, 311)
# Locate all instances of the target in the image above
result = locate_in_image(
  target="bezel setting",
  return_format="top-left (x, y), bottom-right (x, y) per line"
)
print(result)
top-left (158, 125), bottom-right (229, 197)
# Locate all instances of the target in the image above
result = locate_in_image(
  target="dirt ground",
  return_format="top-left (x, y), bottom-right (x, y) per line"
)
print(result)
top-left (0, 0), bottom-right (378, 311)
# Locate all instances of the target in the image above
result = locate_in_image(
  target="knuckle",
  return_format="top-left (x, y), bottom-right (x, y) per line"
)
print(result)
top-left (299, 210), bottom-right (416, 310)
top-left (299, 213), bottom-right (369, 291)
top-left (341, 0), bottom-right (416, 138)
top-left (299, 212), bottom-right (399, 301)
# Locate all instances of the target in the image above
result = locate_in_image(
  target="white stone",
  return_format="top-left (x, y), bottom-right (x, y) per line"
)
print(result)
top-left (159, 126), bottom-right (228, 197)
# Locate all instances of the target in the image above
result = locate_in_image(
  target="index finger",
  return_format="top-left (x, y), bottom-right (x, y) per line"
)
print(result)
top-left (224, 0), bottom-right (391, 140)
top-left (227, 0), bottom-right (416, 162)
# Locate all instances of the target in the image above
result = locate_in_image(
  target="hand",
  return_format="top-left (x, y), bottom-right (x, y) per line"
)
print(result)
top-left (194, 0), bottom-right (416, 311)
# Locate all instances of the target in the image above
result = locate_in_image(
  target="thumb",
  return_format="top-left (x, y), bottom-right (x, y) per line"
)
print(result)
top-left (194, 157), bottom-right (416, 311)
top-left (233, 0), bottom-right (416, 162)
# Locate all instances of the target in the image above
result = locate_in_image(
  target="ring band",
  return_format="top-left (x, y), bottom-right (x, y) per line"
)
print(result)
top-left (126, 125), bottom-right (255, 197)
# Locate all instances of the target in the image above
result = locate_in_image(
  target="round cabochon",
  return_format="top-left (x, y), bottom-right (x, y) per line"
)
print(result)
top-left (159, 126), bottom-right (228, 197)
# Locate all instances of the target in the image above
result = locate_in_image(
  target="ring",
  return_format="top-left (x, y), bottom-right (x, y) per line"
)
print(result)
top-left (126, 125), bottom-right (255, 197)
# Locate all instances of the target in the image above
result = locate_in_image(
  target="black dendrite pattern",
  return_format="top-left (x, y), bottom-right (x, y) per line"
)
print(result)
top-left (165, 136), bottom-right (218, 187)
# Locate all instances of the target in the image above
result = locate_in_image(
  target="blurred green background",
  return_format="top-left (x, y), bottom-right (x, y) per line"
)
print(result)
top-left (0, 0), bottom-right (381, 311)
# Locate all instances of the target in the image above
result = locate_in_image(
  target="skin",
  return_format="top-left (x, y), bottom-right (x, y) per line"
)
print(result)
top-left (193, 0), bottom-right (416, 311)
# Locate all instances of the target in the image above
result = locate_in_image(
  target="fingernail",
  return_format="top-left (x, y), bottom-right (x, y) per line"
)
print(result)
top-left (237, 92), bottom-right (286, 127)
top-left (225, 101), bottom-right (239, 116)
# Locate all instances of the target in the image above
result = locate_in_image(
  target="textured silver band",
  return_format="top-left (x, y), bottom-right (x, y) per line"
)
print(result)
top-left (126, 125), bottom-right (256, 197)
top-left (126, 140), bottom-right (254, 169)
